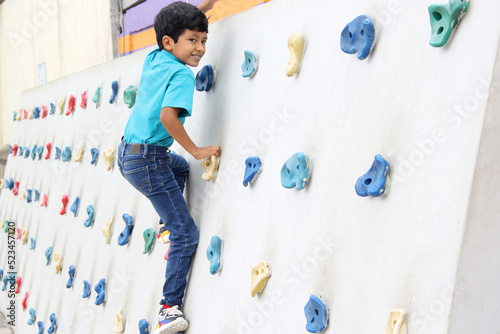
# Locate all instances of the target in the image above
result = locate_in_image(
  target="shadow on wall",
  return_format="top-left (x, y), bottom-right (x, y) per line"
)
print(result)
top-left (0, 145), bottom-right (8, 180)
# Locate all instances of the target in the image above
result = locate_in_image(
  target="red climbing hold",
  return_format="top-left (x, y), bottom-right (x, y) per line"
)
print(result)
top-left (60, 195), bottom-right (69, 215)
top-left (45, 143), bottom-right (52, 160)
top-left (65, 95), bottom-right (75, 116)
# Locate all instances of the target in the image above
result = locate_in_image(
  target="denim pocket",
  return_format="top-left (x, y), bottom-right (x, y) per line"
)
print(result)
top-left (123, 162), bottom-right (152, 196)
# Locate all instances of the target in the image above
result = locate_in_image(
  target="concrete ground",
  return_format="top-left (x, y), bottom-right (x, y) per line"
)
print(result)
top-left (0, 312), bottom-right (13, 334)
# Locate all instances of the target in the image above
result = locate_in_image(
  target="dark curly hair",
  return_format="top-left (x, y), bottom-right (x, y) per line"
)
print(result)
top-left (154, 2), bottom-right (209, 50)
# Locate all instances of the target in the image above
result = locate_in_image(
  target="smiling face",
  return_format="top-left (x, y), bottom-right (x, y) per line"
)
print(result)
top-left (162, 29), bottom-right (207, 67)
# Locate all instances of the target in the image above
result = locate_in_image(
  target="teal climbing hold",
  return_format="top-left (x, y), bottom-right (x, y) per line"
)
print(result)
top-left (92, 87), bottom-right (101, 108)
top-left (207, 236), bottom-right (223, 275)
top-left (84, 205), bottom-right (95, 227)
top-left (281, 152), bottom-right (311, 190)
top-left (45, 246), bottom-right (52, 265)
top-left (241, 50), bottom-right (258, 78)
top-left (124, 85), bottom-right (137, 108)
top-left (143, 228), bottom-right (156, 254)
top-left (27, 308), bottom-right (36, 325)
top-left (429, 0), bottom-right (470, 47)
top-left (30, 237), bottom-right (36, 250)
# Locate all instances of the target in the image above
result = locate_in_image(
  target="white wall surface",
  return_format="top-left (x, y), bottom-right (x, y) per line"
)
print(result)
top-left (0, 0), bottom-right (499, 333)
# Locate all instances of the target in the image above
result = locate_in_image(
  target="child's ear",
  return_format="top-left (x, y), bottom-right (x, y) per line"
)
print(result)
top-left (162, 35), bottom-right (174, 51)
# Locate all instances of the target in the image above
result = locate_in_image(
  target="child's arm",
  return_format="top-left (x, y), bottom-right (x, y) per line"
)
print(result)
top-left (197, 0), bottom-right (218, 13)
top-left (160, 107), bottom-right (220, 160)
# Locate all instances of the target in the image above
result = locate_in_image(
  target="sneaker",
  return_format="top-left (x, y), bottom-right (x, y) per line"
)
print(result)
top-left (155, 305), bottom-right (188, 334)
top-left (157, 220), bottom-right (171, 244)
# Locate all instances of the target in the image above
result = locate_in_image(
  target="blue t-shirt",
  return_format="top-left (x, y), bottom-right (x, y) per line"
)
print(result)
top-left (124, 47), bottom-right (195, 147)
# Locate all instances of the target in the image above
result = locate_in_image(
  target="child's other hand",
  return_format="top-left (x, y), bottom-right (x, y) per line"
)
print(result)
top-left (193, 146), bottom-right (220, 160)
top-left (198, 0), bottom-right (219, 13)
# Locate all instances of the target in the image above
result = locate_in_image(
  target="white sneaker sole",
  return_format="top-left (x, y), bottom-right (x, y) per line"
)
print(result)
top-left (155, 317), bottom-right (189, 334)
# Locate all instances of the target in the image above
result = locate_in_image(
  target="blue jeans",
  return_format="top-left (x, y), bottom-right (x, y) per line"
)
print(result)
top-left (117, 138), bottom-right (199, 307)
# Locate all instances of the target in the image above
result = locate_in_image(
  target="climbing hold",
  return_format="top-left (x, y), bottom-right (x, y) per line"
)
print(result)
top-left (26, 189), bottom-right (32, 203)
top-left (4, 220), bottom-right (9, 233)
top-left (139, 319), bottom-right (150, 334)
top-left (12, 111), bottom-right (18, 121)
top-left (45, 143), bottom-right (51, 159)
top-left (45, 246), bottom-right (53, 265)
top-left (0, 179), bottom-right (4, 188)
top-left (16, 228), bottom-right (22, 240)
top-left (0, 219), bottom-right (3, 229)
top-left (0, 269), bottom-right (3, 281)
top-left (36, 145), bottom-right (44, 160)
top-left (28, 107), bottom-right (34, 120)
top-left (114, 309), bottom-right (125, 333)
top-left (21, 109), bottom-right (27, 120)
top-left (57, 97), bottom-right (65, 114)
top-left (54, 253), bottom-right (62, 274)
top-left (19, 189), bottom-right (27, 200)
top-left (207, 236), bottom-right (223, 275)
top-left (109, 80), bottom-right (119, 104)
top-left (23, 146), bottom-right (30, 158)
top-left (281, 152), bottom-right (311, 190)
top-left (33, 106), bottom-right (41, 119)
top-left (12, 181), bottom-right (19, 196)
top-left (62, 146), bottom-right (71, 162)
top-left (91, 148), bottom-right (99, 164)
top-left (21, 228), bottom-right (28, 245)
top-left (41, 194), bottom-right (48, 207)
top-left (341, 15), bottom-right (376, 60)
top-left (92, 86), bottom-right (101, 107)
top-left (35, 189), bottom-right (40, 201)
top-left (47, 313), bottom-right (57, 334)
top-left (55, 147), bottom-right (61, 160)
top-left (355, 154), bottom-right (390, 197)
top-left (102, 217), bottom-right (114, 244)
top-left (123, 85), bottom-right (137, 108)
top-left (28, 308), bottom-right (36, 325)
top-left (60, 195), bottom-right (69, 215)
top-left (74, 146), bottom-right (84, 162)
top-left (66, 265), bottom-right (76, 288)
top-left (11, 144), bottom-right (18, 156)
top-left (80, 91), bottom-right (87, 109)
top-left (1, 274), bottom-right (10, 291)
top-left (94, 278), bottom-right (106, 305)
top-left (22, 291), bottom-right (29, 310)
top-left (195, 65), bottom-right (216, 92)
top-left (304, 295), bottom-right (329, 333)
top-left (84, 205), bottom-right (95, 227)
top-left (286, 33), bottom-right (306, 77)
top-left (157, 220), bottom-right (171, 244)
top-left (5, 178), bottom-right (13, 190)
top-left (103, 148), bottom-right (114, 171)
top-left (70, 197), bottom-right (80, 216)
top-left (250, 262), bottom-right (271, 297)
top-left (37, 321), bottom-right (44, 334)
top-left (50, 102), bottom-right (56, 115)
top-left (82, 280), bottom-right (91, 298)
top-left (201, 155), bottom-right (219, 181)
top-left (428, 0), bottom-right (469, 47)
top-left (385, 309), bottom-right (407, 334)
top-left (18, 146), bottom-right (24, 157)
top-left (30, 237), bottom-right (36, 250)
top-left (241, 50), bottom-right (258, 78)
top-left (143, 228), bottom-right (156, 254)
top-left (15, 275), bottom-right (22, 294)
top-left (118, 214), bottom-right (134, 246)
top-left (41, 105), bottom-right (48, 118)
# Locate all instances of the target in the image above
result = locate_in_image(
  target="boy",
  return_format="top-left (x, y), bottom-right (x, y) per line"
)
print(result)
top-left (117, 1), bottom-right (220, 333)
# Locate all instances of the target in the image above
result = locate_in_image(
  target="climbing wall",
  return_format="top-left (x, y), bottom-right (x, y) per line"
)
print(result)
top-left (1, 0), bottom-right (500, 333)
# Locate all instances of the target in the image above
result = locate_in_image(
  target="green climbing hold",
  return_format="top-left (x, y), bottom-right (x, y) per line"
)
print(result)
top-left (92, 87), bottom-right (101, 108)
top-left (123, 85), bottom-right (137, 109)
top-left (143, 228), bottom-right (156, 254)
top-left (428, 0), bottom-right (470, 47)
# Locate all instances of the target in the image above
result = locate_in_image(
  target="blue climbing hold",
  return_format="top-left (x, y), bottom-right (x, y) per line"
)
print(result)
top-left (6, 178), bottom-right (14, 190)
top-left (33, 107), bottom-right (41, 119)
top-left (30, 238), bottom-right (36, 250)
top-left (1, 275), bottom-right (7, 291)
top-left (304, 295), bottom-right (329, 333)
top-left (36, 145), bottom-right (44, 160)
top-left (28, 308), bottom-right (36, 325)
top-left (0, 269), bottom-right (3, 281)
top-left (241, 50), bottom-right (258, 78)
top-left (243, 156), bottom-right (262, 187)
top-left (8, 145), bottom-right (12, 155)
top-left (195, 65), bottom-right (215, 92)
top-left (50, 102), bottom-right (56, 115)
top-left (37, 321), bottom-right (44, 334)
top-left (94, 278), bottom-right (106, 305)
top-left (207, 236), bottom-right (223, 275)
top-left (355, 154), bottom-right (390, 197)
top-left (31, 145), bottom-right (37, 160)
top-left (55, 147), bottom-right (61, 160)
top-left (45, 246), bottom-right (53, 265)
top-left (18, 146), bottom-right (23, 157)
top-left (26, 189), bottom-right (32, 203)
top-left (139, 319), bottom-right (150, 334)
top-left (90, 148), bottom-right (99, 165)
top-left (24, 146), bottom-right (30, 158)
top-left (82, 280), bottom-right (91, 298)
top-left (70, 197), bottom-right (80, 216)
top-left (66, 265), bottom-right (76, 288)
top-left (34, 190), bottom-right (40, 201)
top-left (340, 15), bottom-right (376, 60)
top-left (109, 80), bottom-right (119, 104)
top-left (281, 152), bottom-right (311, 190)
top-left (84, 205), bottom-right (95, 227)
top-left (47, 313), bottom-right (57, 334)
top-left (12, 111), bottom-right (17, 121)
top-left (118, 213), bottom-right (134, 246)
top-left (62, 146), bottom-right (71, 162)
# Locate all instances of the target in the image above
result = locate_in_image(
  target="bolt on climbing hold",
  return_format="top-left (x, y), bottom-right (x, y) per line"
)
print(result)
top-left (50, 102), bottom-right (56, 115)
top-left (65, 94), bottom-right (75, 115)
top-left (70, 197), bottom-right (80, 217)
top-left (54, 253), bottom-right (63, 274)
top-left (80, 91), bottom-right (87, 109)
top-left (35, 188), bottom-right (40, 201)
top-left (118, 214), bottom-right (134, 246)
top-left (385, 309), bottom-right (407, 334)
top-left (36, 145), bottom-right (44, 160)
top-left (45, 143), bottom-right (51, 159)
top-left (124, 85), bottom-right (137, 108)
top-left (62, 146), bottom-right (71, 162)
top-left (428, 0), bottom-right (470, 47)
top-left (109, 80), bottom-right (119, 104)
top-left (195, 65), bottom-right (216, 92)
top-left (55, 146), bottom-right (61, 160)
top-left (241, 50), bottom-right (258, 78)
top-left (45, 246), bottom-right (53, 265)
top-left (143, 228), bottom-right (156, 254)
top-left (22, 291), bottom-right (29, 310)
top-left (15, 275), bottom-right (22, 294)
top-left (207, 236), bottom-right (223, 275)
top-left (94, 278), bottom-right (106, 305)
top-left (33, 106), bottom-right (41, 119)
top-left (286, 33), bottom-right (306, 77)
top-left (355, 154), bottom-right (390, 197)
top-left (60, 195), bottom-right (69, 215)
top-left (250, 261), bottom-right (271, 297)
top-left (30, 145), bottom-right (37, 160)
top-left (23, 146), bottom-right (30, 158)
top-left (84, 205), bottom-right (95, 227)
top-left (12, 180), bottom-right (19, 196)
top-left (103, 217), bottom-right (114, 244)
top-left (28, 107), bottom-right (34, 120)
top-left (47, 313), bottom-right (57, 334)
top-left (82, 280), bottom-right (91, 298)
top-left (41, 194), bottom-right (48, 207)
top-left (28, 308), bottom-right (36, 325)
top-left (66, 265), bottom-right (76, 288)
top-left (0, 179), bottom-right (4, 188)
top-left (340, 15), bottom-right (376, 60)
top-left (41, 105), bottom-right (48, 118)
top-left (92, 86), bottom-right (101, 108)
top-left (114, 309), bottom-right (125, 333)
top-left (21, 228), bottom-right (28, 245)
top-left (139, 319), bottom-right (150, 334)
top-left (74, 146), bottom-right (84, 162)
top-left (26, 189), bottom-right (32, 203)
top-left (57, 97), bottom-right (65, 114)
top-left (91, 148), bottom-right (99, 164)
top-left (30, 237), bottom-right (36, 250)
top-left (37, 321), bottom-right (44, 334)
top-left (16, 228), bottom-right (22, 240)
top-left (304, 295), bottom-right (329, 333)
top-left (243, 156), bottom-right (262, 187)
top-left (18, 146), bottom-right (23, 157)
top-left (11, 144), bottom-right (18, 156)
top-left (281, 152), bottom-right (311, 190)
top-left (19, 189), bottom-right (27, 200)
top-left (12, 110), bottom-right (18, 121)
top-left (202, 155), bottom-right (219, 181)
top-left (104, 148), bottom-right (115, 171)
